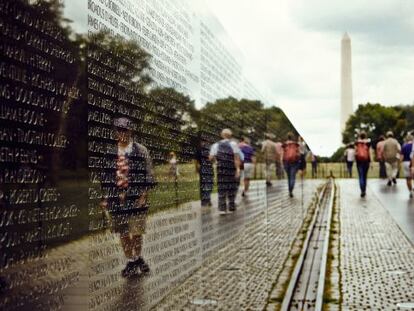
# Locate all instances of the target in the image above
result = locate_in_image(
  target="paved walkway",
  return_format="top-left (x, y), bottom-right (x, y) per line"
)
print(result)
top-left (0, 180), bottom-right (321, 311)
top-left (155, 180), bottom-right (320, 310)
top-left (368, 179), bottom-right (414, 243)
top-left (333, 179), bottom-right (414, 311)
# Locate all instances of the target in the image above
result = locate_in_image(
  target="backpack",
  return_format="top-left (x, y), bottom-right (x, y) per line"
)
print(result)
top-left (355, 142), bottom-right (370, 161)
top-left (283, 142), bottom-right (300, 163)
top-left (216, 141), bottom-right (235, 168)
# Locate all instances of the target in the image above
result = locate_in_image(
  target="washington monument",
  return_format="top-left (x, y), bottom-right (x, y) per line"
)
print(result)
top-left (340, 33), bottom-right (353, 132)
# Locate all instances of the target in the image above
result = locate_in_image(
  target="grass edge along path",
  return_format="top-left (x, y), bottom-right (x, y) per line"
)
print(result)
top-left (322, 182), bottom-right (343, 311)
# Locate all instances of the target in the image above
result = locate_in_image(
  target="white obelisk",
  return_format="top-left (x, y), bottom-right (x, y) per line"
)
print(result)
top-left (340, 33), bottom-right (353, 133)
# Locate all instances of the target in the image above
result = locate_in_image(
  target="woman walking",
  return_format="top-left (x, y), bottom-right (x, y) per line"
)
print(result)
top-left (354, 132), bottom-right (371, 198)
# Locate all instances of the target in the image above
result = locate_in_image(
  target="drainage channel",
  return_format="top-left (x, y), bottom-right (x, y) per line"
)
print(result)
top-left (281, 179), bottom-right (335, 311)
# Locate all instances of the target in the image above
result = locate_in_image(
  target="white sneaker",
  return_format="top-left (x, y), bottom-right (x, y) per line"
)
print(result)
top-left (219, 211), bottom-right (227, 215)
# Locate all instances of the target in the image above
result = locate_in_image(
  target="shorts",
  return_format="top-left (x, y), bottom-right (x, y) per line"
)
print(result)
top-left (242, 163), bottom-right (254, 179)
top-left (402, 161), bottom-right (412, 178)
top-left (265, 161), bottom-right (274, 178)
top-left (111, 211), bottom-right (148, 235)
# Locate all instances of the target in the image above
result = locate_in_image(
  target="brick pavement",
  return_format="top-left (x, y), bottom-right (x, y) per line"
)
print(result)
top-left (0, 180), bottom-right (321, 311)
top-left (329, 179), bottom-right (414, 311)
top-left (154, 180), bottom-right (320, 310)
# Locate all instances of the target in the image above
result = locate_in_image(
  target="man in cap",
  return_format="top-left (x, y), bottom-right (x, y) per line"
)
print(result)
top-left (275, 140), bottom-right (284, 179)
top-left (383, 131), bottom-right (401, 186)
top-left (101, 117), bottom-right (156, 277)
top-left (261, 133), bottom-right (277, 186)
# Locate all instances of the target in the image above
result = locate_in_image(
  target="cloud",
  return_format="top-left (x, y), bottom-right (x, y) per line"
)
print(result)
top-left (291, 0), bottom-right (414, 48)
top-left (62, 0), bottom-right (413, 156)
top-left (64, 0), bottom-right (88, 34)
top-left (207, 0), bottom-right (413, 155)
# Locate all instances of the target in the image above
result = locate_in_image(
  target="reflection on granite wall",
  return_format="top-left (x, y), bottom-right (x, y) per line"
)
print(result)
top-left (0, 1), bottom-right (304, 310)
top-left (82, 0), bottom-right (264, 104)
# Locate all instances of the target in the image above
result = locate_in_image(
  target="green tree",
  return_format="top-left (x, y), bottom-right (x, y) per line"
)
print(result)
top-left (342, 103), bottom-right (402, 143)
top-left (330, 146), bottom-right (346, 162)
top-left (264, 106), bottom-right (299, 141)
top-left (199, 98), bottom-right (300, 148)
top-left (396, 105), bottom-right (414, 134)
top-left (149, 87), bottom-right (197, 130)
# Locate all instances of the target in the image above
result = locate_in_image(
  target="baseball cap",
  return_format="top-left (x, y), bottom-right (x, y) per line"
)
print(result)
top-left (114, 117), bottom-right (133, 130)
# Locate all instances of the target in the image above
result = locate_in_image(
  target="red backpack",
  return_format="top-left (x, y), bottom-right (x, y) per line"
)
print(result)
top-left (283, 142), bottom-right (300, 163)
top-left (355, 142), bottom-right (370, 161)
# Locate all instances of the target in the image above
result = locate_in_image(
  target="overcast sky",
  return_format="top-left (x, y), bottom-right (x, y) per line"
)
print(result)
top-left (206, 0), bottom-right (414, 156)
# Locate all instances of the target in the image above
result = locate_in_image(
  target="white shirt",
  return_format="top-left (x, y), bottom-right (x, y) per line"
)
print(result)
top-left (210, 139), bottom-right (243, 161)
top-left (118, 141), bottom-right (133, 156)
top-left (345, 148), bottom-right (355, 162)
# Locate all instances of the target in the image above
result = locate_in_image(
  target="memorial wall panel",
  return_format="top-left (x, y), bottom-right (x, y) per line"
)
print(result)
top-left (0, 1), bottom-right (301, 310)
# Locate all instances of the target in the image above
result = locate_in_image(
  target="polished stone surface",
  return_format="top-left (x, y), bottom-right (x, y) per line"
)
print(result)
top-left (368, 179), bottom-right (414, 243)
top-left (0, 180), bottom-right (321, 310)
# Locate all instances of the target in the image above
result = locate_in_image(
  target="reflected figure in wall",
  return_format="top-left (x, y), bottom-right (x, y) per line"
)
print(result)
top-left (168, 151), bottom-right (179, 180)
top-left (275, 140), bottom-right (284, 179)
top-left (239, 137), bottom-right (256, 197)
top-left (298, 136), bottom-right (308, 178)
top-left (196, 135), bottom-right (214, 206)
top-left (209, 129), bottom-right (241, 214)
top-left (101, 117), bottom-right (156, 277)
top-left (262, 134), bottom-right (277, 186)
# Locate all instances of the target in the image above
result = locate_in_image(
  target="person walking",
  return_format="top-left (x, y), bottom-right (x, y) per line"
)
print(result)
top-left (233, 137), bottom-right (244, 199)
top-left (262, 134), bottom-right (277, 187)
top-left (168, 151), bottom-right (179, 180)
top-left (310, 152), bottom-right (318, 178)
top-left (401, 133), bottom-right (413, 198)
top-left (196, 134), bottom-right (214, 207)
top-left (239, 137), bottom-right (256, 197)
top-left (355, 131), bottom-right (371, 197)
top-left (376, 135), bottom-right (386, 178)
top-left (282, 132), bottom-right (300, 198)
top-left (298, 136), bottom-right (308, 178)
top-left (209, 129), bottom-right (241, 215)
top-left (344, 144), bottom-right (355, 178)
top-left (275, 140), bottom-right (284, 179)
top-left (101, 117), bottom-right (156, 277)
top-left (383, 131), bottom-right (401, 186)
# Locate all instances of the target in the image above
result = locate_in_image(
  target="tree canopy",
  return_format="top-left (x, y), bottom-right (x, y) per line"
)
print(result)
top-left (342, 103), bottom-right (413, 144)
top-left (330, 102), bottom-right (414, 161)
top-left (199, 97), bottom-right (300, 148)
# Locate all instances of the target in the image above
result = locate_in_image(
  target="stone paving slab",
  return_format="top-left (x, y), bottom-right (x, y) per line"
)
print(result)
top-left (336, 179), bottom-right (414, 311)
top-left (0, 180), bottom-right (321, 310)
top-left (368, 179), bottom-right (414, 243)
top-left (156, 180), bottom-right (321, 310)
